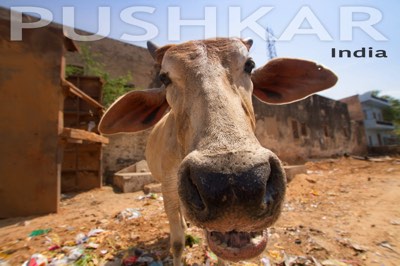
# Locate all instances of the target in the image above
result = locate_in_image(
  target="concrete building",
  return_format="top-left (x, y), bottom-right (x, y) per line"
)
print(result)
top-left (360, 92), bottom-right (396, 146)
top-left (341, 91), bottom-right (395, 147)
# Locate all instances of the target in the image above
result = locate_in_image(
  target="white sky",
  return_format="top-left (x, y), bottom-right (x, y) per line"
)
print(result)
top-left (2, 0), bottom-right (399, 100)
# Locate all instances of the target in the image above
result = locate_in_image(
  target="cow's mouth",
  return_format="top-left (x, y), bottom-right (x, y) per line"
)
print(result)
top-left (206, 230), bottom-right (267, 262)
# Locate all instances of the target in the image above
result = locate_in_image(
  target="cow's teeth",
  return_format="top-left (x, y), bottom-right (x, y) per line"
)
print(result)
top-left (250, 235), bottom-right (263, 245)
top-left (208, 230), bottom-right (267, 250)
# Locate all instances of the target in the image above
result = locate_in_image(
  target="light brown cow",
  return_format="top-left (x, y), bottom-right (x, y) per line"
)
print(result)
top-left (99, 38), bottom-right (337, 265)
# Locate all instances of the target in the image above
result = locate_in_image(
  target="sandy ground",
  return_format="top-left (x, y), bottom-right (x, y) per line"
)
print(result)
top-left (1, 156), bottom-right (400, 265)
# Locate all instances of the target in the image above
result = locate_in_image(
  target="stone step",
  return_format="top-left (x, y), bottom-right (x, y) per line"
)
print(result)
top-left (113, 160), bottom-right (158, 193)
top-left (284, 165), bottom-right (307, 183)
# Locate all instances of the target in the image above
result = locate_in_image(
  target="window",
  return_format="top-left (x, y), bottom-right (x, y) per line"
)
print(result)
top-left (300, 123), bottom-right (307, 136)
top-left (292, 120), bottom-right (299, 139)
top-left (377, 133), bottom-right (382, 146)
top-left (343, 128), bottom-right (349, 138)
top-left (323, 125), bottom-right (330, 138)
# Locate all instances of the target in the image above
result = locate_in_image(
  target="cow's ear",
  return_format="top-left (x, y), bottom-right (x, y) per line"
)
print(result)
top-left (99, 88), bottom-right (169, 134)
top-left (251, 58), bottom-right (338, 104)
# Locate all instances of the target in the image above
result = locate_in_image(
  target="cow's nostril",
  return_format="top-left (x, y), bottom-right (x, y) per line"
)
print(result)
top-left (181, 167), bottom-right (206, 211)
top-left (262, 157), bottom-right (285, 212)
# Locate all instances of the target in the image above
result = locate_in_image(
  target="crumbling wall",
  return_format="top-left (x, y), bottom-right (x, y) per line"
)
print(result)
top-left (102, 131), bottom-right (150, 182)
top-left (254, 95), bottom-right (366, 164)
top-left (348, 121), bottom-right (368, 155)
top-left (340, 95), bottom-right (364, 121)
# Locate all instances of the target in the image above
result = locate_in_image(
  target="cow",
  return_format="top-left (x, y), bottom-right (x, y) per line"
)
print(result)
top-left (98, 38), bottom-right (337, 265)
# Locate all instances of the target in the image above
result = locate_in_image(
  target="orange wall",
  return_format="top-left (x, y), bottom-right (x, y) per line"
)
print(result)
top-left (0, 18), bottom-right (64, 217)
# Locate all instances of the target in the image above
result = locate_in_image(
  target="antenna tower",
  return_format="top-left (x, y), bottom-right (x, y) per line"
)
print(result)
top-left (266, 27), bottom-right (277, 59)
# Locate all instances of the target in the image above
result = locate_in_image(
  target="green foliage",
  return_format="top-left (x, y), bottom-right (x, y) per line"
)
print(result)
top-left (371, 90), bottom-right (380, 97)
top-left (75, 253), bottom-right (94, 266)
top-left (79, 45), bottom-right (103, 76)
top-left (374, 91), bottom-right (400, 136)
top-left (67, 44), bottom-right (134, 107)
top-left (185, 234), bottom-right (201, 247)
top-left (65, 65), bottom-right (84, 77)
top-left (102, 72), bottom-right (132, 107)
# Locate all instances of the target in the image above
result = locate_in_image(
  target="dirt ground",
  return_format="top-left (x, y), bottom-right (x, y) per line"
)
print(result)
top-left (1, 156), bottom-right (400, 266)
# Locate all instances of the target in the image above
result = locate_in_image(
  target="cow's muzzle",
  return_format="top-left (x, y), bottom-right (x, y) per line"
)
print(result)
top-left (178, 149), bottom-right (286, 261)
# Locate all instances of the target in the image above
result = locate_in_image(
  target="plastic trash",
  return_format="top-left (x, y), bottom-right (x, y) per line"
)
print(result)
top-left (48, 257), bottom-right (69, 266)
top-left (67, 247), bottom-right (84, 261)
top-left (205, 251), bottom-right (218, 263)
top-left (149, 261), bottom-right (163, 266)
top-left (86, 242), bottom-right (99, 249)
top-left (48, 245), bottom-right (60, 251)
top-left (29, 229), bottom-right (51, 237)
top-left (137, 193), bottom-right (160, 200)
top-left (0, 259), bottom-right (10, 266)
top-left (87, 228), bottom-right (106, 237)
top-left (100, 250), bottom-right (108, 255)
top-left (321, 259), bottom-right (350, 266)
top-left (260, 257), bottom-right (272, 266)
top-left (137, 255), bottom-right (154, 263)
top-left (267, 250), bottom-right (283, 261)
top-left (123, 256), bottom-right (137, 266)
top-left (22, 254), bottom-right (48, 266)
top-left (116, 208), bottom-right (142, 221)
top-left (75, 233), bottom-right (88, 245)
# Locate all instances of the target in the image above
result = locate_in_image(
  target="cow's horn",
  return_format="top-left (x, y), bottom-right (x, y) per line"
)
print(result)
top-left (147, 41), bottom-right (159, 60)
top-left (242, 38), bottom-right (253, 50)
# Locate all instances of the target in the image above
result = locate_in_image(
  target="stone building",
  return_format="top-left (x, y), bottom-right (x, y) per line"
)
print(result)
top-left (253, 95), bottom-right (367, 163)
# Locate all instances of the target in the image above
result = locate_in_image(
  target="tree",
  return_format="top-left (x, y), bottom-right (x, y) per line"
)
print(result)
top-left (373, 91), bottom-right (400, 137)
top-left (66, 45), bottom-right (133, 107)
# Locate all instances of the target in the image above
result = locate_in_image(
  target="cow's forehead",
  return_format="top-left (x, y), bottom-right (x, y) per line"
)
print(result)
top-left (163, 38), bottom-right (249, 65)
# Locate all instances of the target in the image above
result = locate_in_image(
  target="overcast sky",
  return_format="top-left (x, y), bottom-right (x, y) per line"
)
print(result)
top-left (2, 0), bottom-right (399, 100)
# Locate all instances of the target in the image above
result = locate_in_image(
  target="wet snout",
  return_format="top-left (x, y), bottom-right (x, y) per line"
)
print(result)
top-left (178, 149), bottom-right (286, 232)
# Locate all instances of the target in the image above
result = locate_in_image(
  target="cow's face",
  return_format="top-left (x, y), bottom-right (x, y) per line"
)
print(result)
top-left (98, 38), bottom-right (338, 261)
top-left (158, 39), bottom-right (256, 154)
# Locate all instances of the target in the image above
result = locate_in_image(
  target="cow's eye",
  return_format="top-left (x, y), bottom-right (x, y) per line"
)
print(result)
top-left (244, 58), bottom-right (255, 74)
top-left (159, 73), bottom-right (171, 86)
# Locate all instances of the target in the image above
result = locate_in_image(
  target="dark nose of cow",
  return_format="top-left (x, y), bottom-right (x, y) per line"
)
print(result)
top-left (178, 153), bottom-right (286, 228)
